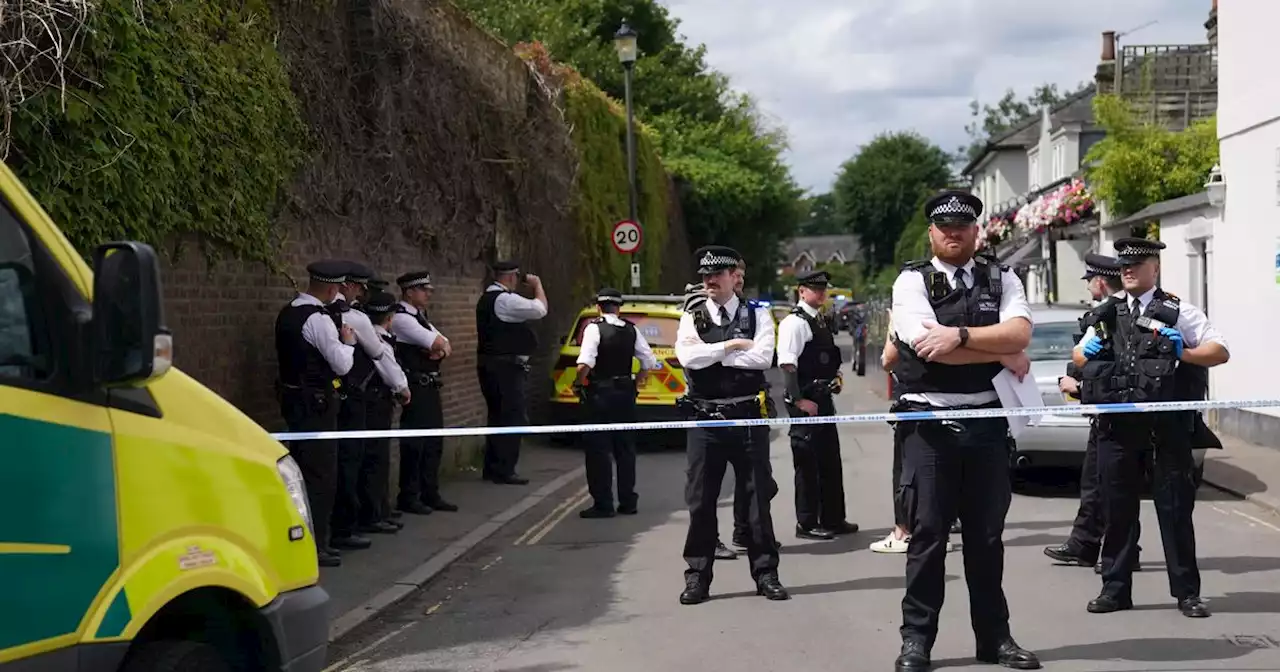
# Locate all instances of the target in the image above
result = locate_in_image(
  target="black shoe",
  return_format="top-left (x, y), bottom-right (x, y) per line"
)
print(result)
top-left (714, 541), bottom-right (738, 560)
top-left (731, 536), bottom-right (749, 551)
top-left (894, 640), bottom-right (930, 672)
top-left (617, 503), bottom-right (638, 515)
top-left (579, 506), bottom-right (615, 519)
top-left (975, 638), bottom-right (1041, 670)
top-left (388, 509), bottom-right (403, 519)
top-left (1043, 542), bottom-right (1097, 566)
top-left (1087, 594), bottom-right (1133, 613)
top-left (826, 521), bottom-right (860, 535)
top-left (321, 546), bottom-right (341, 557)
top-left (331, 534), bottom-right (372, 550)
top-left (755, 573), bottom-right (790, 601)
top-left (317, 549), bottom-right (342, 568)
top-left (679, 574), bottom-right (710, 605)
top-left (399, 501), bottom-right (434, 515)
top-left (425, 499), bottom-right (459, 512)
top-left (1178, 596), bottom-right (1211, 618)
top-left (493, 474), bottom-right (530, 485)
top-left (796, 525), bottom-right (836, 540)
top-left (358, 521), bottom-right (401, 534)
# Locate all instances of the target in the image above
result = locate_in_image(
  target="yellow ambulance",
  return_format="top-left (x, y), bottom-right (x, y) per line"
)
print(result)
top-left (0, 161), bottom-right (327, 670)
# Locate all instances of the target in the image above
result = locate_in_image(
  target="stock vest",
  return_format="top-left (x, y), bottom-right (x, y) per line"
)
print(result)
top-left (686, 299), bottom-right (767, 400)
top-left (592, 318), bottom-right (637, 378)
top-left (792, 306), bottom-right (842, 391)
top-left (1079, 289), bottom-right (1208, 404)
top-left (892, 258), bottom-right (1005, 395)
top-left (393, 304), bottom-right (442, 376)
top-left (274, 300), bottom-right (342, 390)
top-left (329, 298), bottom-right (377, 392)
top-left (476, 288), bottom-right (538, 357)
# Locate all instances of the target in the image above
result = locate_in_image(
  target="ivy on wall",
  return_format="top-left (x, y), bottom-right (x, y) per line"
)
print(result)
top-left (5, 0), bottom-right (307, 264)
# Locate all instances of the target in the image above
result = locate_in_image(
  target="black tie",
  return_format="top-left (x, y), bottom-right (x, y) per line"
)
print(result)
top-left (719, 304), bottom-right (731, 325)
top-left (1131, 298), bottom-right (1142, 324)
top-left (954, 268), bottom-right (968, 291)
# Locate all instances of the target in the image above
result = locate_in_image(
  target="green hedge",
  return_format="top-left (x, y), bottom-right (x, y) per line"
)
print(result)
top-left (5, 0), bottom-right (306, 264)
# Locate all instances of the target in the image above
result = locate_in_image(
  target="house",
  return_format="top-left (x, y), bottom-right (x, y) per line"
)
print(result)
top-left (778, 235), bottom-right (860, 277)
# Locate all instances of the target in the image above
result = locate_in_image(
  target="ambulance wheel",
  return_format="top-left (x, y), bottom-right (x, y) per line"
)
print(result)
top-left (123, 640), bottom-right (232, 672)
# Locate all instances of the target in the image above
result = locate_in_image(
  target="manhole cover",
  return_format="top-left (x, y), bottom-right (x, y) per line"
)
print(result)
top-left (1224, 634), bottom-right (1279, 649)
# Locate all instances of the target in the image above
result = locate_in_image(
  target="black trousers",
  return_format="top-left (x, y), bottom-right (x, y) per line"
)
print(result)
top-left (789, 396), bottom-right (846, 529)
top-left (280, 388), bottom-right (339, 550)
top-left (891, 421), bottom-right (908, 528)
top-left (358, 388), bottom-right (395, 526)
top-left (331, 389), bottom-right (368, 538)
top-left (582, 385), bottom-right (638, 511)
top-left (399, 381), bottom-right (444, 507)
top-left (730, 469), bottom-right (750, 544)
top-left (684, 420), bottom-right (780, 581)
top-left (900, 415), bottom-right (1013, 650)
top-left (1098, 413), bottom-right (1199, 601)
top-left (1067, 422), bottom-right (1105, 555)
top-left (478, 361), bottom-right (528, 479)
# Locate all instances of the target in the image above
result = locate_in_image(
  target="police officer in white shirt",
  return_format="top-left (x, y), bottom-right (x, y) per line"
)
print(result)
top-left (274, 259), bottom-right (357, 568)
top-left (355, 290), bottom-right (410, 535)
top-left (476, 260), bottom-right (548, 485)
top-left (574, 287), bottom-right (661, 518)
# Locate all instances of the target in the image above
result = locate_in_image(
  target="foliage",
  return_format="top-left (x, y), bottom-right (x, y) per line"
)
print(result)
top-left (832, 131), bottom-right (952, 270)
top-left (0, 0), bottom-right (95, 158)
top-left (959, 82), bottom-right (1090, 162)
top-left (816, 260), bottom-right (857, 289)
top-left (1083, 94), bottom-right (1219, 218)
top-left (5, 0), bottom-right (307, 264)
top-left (798, 192), bottom-right (841, 235)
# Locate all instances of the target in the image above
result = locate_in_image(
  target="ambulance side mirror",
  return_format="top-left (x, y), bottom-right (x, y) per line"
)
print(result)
top-left (91, 241), bottom-right (173, 386)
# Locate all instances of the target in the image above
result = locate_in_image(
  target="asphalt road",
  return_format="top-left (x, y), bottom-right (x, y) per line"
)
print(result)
top-left (327, 353), bottom-right (1280, 672)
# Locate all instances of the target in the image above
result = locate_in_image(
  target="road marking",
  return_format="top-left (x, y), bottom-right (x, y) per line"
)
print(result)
top-left (480, 555), bottom-right (503, 571)
top-left (526, 492), bottom-right (592, 546)
top-left (1230, 507), bottom-right (1280, 534)
top-left (512, 485), bottom-right (589, 546)
top-left (321, 622), bottom-right (417, 672)
top-left (424, 601), bottom-right (443, 615)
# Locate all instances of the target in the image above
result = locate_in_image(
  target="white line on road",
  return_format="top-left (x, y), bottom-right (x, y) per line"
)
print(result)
top-left (322, 622), bottom-right (417, 672)
top-left (525, 491), bottom-right (592, 546)
top-left (512, 485), bottom-right (589, 546)
top-left (1230, 507), bottom-right (1280, 533)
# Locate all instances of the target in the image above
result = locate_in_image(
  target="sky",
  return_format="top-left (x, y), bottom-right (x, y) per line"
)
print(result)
top-left (658, 0), bottom-right (1215, 193)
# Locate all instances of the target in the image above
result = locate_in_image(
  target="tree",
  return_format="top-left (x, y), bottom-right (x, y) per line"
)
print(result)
top-left (1084, 95), bottom-right (1219, 218)
top-left (831, 131), bottom-right (952, 270)
top-left (797, 193), bottom-right (840, 235)
top-left (959, 83), bottom-right (1089, 162)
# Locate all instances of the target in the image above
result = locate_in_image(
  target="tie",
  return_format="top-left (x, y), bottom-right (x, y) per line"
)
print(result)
top-left (1131, 298), bottom-right (1142, 324)
top-left (954, 268), bottom-right (968, 291)
top-left (719, 305), bottom-right (731, 325)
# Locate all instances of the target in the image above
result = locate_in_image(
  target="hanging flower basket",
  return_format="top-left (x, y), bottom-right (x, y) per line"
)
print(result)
top-left (1012, 178), bottom-right (1096, 234)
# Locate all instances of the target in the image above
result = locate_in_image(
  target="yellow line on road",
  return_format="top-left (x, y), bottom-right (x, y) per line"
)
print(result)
top-left (526, 492), bottom-right (592, 546)
top-left (512, 485), bottom-right (589, 546)
top-left (0, 542), bottom-right (70, 555)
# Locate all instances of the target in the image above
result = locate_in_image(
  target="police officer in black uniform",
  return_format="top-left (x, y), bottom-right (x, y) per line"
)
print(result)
top-left (1074, 237), bottom-right (1229, 618)
top-left (574, 288), bottom-right (661, 518)
top-left (675, 246), bottom-right (787, 605)
top-left (777, 269), bottom-right (858, 540)
top-left (889, 191), bottom-right (1039, 671)
top-left (275, 260), bottom-right (357, 568)
top-left (391, 271), bottom-right (458, 514)
top-left (356, 290), bottom-right (410, 535)
top-left (477, 261), bottom-right (548, 485)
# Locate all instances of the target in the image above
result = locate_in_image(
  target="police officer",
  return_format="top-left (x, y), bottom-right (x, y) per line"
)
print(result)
top-left (1043, 253), bottom-right (1137, 572)
top-left (778, 269), bottom-right (858, 540)
top-left (274, 260), bottom-right (357, 568)
top-left (391, 271), bottom-right (457, 514)
top-left (574, 288), bottom-right (661, 518)
top-left (1074, 237), bottom-right (1229, 618)
top-left (356, 290), bottom-right (410, 535)
top-left (889, 191), bottom-right (1039, 671)
top-left (675, 246), bottom-right (787, 605)
top-left (476, 261), bottom-right (548, 485)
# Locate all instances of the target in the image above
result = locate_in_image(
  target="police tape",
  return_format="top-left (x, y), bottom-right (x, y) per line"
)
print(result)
top-left (268, 397), bottom-right (1280, 442)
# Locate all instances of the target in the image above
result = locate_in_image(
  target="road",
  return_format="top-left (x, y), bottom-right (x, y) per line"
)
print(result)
top-left (327, 353), bottom-right (1280, 672)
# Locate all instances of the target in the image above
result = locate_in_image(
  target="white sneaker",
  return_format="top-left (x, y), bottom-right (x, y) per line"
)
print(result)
top-left (869, 532), bottom-right (955, 553)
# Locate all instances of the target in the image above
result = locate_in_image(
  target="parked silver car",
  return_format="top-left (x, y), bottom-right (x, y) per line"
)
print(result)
top-left (1011, 305), bottom-right (1207, 481)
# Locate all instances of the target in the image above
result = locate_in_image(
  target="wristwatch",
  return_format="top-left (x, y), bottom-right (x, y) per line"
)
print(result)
top-left (958, 326), bottom-right (970, 347)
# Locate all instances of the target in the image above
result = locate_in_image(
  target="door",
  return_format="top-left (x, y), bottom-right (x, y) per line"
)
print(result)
top-left (0, 195), bottom-right (119, 657)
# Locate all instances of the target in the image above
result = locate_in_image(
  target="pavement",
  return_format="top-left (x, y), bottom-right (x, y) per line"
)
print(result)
top-left (315, 335), bottom-right (1280, 671)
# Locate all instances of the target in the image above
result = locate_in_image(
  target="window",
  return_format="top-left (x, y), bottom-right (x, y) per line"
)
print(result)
top-left (1028, 154), bottom-right (1040, 191)
top-left (0, 208), bottom-right (51, 381)
top-left (1052, 142), bottom-right (1066, 181)
top-left (1025, 321), bottom-right (1079, 362)
top-left (570, 314), bottom-right (680, 347)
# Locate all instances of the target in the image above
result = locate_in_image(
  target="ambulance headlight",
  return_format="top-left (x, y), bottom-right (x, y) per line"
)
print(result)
top-left (277, 455), bottom-right (314, 537)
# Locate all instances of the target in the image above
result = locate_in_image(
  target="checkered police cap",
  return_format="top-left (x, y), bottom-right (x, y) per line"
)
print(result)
top-left (925, 191), bottom-right (983, 225)
top-left (396, 271), bottom-right (433, 290)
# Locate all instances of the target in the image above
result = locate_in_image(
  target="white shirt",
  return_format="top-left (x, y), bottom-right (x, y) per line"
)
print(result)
top-left (577, 313), bottom-right (661, 370)
top-left (336, 293), bottom-right (383, 361)
top-left (1080, 287), bottom-right (1227, 350)
top-left (390, 301), bottom-right (440, 349)
top-left (488, 282), bottom-right (548, 323)
top-left (292, 293), bottom-right (354, 376)
top-left (675, 294), bottom-right (775, 371)
top-left (776, 301), bottom-right (821, 367)
top-left (890, 256), bottom-right (1033, 408)
top-left (372, 324), bottom-right (409, 394)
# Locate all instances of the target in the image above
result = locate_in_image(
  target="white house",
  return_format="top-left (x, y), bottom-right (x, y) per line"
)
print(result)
top-left (1208, 0), bottom-right (1280, 446)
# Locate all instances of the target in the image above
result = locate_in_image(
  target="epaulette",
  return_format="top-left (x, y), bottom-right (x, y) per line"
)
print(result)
top-left (902, 259), bottom-right (932, 272)
top-left (1163, 291), bottom-right (1179, 300)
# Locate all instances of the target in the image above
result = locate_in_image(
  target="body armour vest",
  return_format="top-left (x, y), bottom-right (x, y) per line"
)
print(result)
top-left (330, 299), bottom-right (376, 391)
top-left (393, 304), bottom-right (441, 375)
top-left (1080, 289), bottom-right (1208, 404)
top-left (476, 289), bottom-right (538, 357)
top-left (367, 330), bottom-right (396, 392)
top-left (686, 300), bottom-right (766, 400)
top-left (275, 301), bottom-right (342, 390)
top-left (793, 307), bottom-right (842, 388)
top-left (592, 318), bottom-right (637, 378)
top-left (891, 258), bottom-right (1005, 395)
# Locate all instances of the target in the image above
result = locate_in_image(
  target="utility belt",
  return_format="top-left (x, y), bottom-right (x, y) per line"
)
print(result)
top-left (676, 394), bottom-right (761, 421)
top-left (341, 369), bottom-right (378, 397)
top-left (480, 354), bottom-right (532, 372)
top-left (275, 380), bottom-right (337, 415)
top-left (406, 371), bottom-right (444, 389)
top-left (575, 374), bottom-right (636, 403)
top-left (887, 398), bottom-right (1001, 432)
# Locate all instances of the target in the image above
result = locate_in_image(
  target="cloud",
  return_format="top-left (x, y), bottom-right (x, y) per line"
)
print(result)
top-left (659, 0), bottom-right (1215, 191)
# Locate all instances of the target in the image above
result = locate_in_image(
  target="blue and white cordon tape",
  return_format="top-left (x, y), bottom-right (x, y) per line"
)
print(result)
top-left (269, 398), bottom-right (1280, 442)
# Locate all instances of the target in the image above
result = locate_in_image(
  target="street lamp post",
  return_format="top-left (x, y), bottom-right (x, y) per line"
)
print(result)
top-left (614, 22), bottom-right (640, 288)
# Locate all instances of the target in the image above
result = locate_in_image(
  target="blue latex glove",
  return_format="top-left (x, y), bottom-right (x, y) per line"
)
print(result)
top-left (1082, 336), bottom-right (1104, 359)
top-left (1157, 327), bottom-right (1184, 358)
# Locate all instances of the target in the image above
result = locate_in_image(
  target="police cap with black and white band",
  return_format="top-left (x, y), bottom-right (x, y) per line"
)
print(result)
top-left (344, 261), bottom-right (375, 284)
top-left (695, 245), bottom-right (743, 275)
top-left (596, 287), bottom-right (624, 305)
top-left (925, 190), bottom-right (983, 225)
top-left (796, 268), bottom-right (830, 288)
top-left (307, 259), bottom-right (349, 284)
top-left (362, 291), bottom-right (398, 315)
top-left (1113, 237), bottom-right (1166, 266)
top-left (1081, 252), bottom-right (1121, 280)
top-left (396, 270), bottom-right (433, 290)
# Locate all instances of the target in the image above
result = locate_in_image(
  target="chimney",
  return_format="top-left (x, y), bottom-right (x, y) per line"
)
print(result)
top-left (1205, 0), bottom-right (1218, 46)
top-left (1096, 31), bottom-right (1117, 94)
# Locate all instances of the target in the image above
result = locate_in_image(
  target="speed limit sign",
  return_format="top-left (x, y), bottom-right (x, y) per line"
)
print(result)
top-left (611, 220), bottom-right (643, 254)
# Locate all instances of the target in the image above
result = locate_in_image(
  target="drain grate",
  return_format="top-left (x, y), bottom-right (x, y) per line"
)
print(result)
top-left (1223, 634), bottom-right (1279, 649)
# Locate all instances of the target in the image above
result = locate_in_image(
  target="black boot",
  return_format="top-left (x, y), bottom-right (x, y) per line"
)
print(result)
top-left (679, 573), bottom-right (710, 605)
top-left (1043, 542), bottom-right (1097, 567)
top-left (754, 572), bottom-right (790, 600)
top-left (976, 638), bottom-right (1041, 669)
top-left (894, 640), bottom-right (930, 671)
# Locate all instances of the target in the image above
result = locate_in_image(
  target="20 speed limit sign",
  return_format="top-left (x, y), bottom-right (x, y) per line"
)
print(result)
top-left (611, 220), bottom-right (643, 253)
